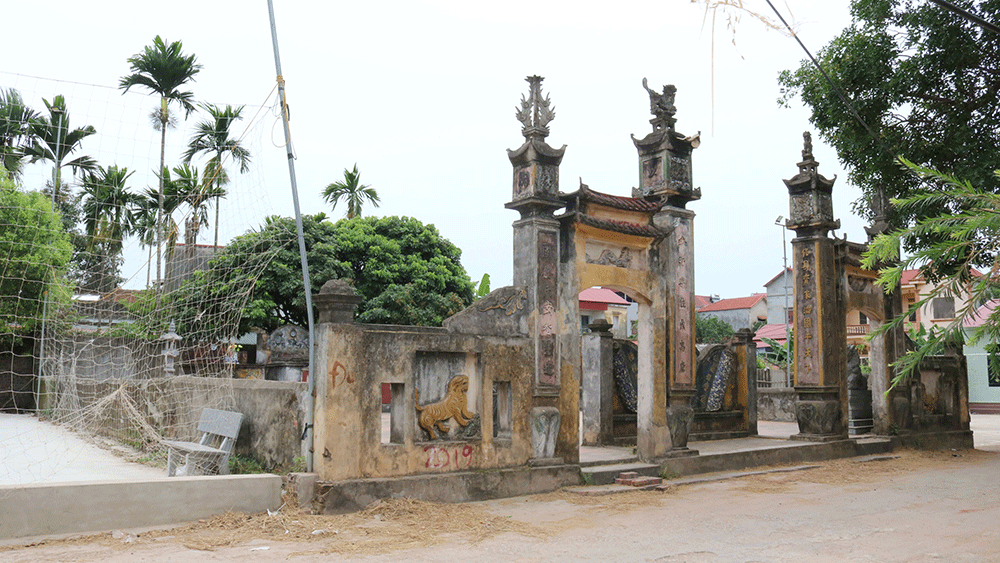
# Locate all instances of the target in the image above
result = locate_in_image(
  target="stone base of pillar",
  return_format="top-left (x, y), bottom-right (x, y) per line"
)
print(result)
top-left (792, 398), bottom-right (846, 441)
top-left (665, 404), bottom-right (699, 455)
top-left (530, 406), bottom-right (561, 459)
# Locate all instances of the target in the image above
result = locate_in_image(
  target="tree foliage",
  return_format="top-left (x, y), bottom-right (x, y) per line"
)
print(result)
top-left (695, 315), bottom-right (734, 344)
top-left (120, 35), bottom-right (202, 289)
top-left (864, 161), bottom-right (1000, 386)
top-left (0, 88), bottom-right (37, 181)
top-left (0, 169), bottom-right (73, 342)
top-left (778, 0), bottom-right (1000, 270)
top-left (323, 164), bottom-right (380, 219)
top-left (171, 214), bottom-right (475, 337)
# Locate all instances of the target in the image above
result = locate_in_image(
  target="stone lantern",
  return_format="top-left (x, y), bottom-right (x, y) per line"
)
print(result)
top-left (784, 131), bottom-right (839, 236)
top-left (160, 320), bottom-right (182, 376)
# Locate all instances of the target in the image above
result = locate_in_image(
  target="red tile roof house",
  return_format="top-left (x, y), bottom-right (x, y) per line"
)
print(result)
top-left (695, 293), bottom-right (768, 331)
top-left (579, 287), bottom-right (633, 338)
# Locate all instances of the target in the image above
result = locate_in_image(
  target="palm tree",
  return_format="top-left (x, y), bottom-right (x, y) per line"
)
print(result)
top-left (80, 165), bottom-right (140, 255)
top-left (323, 164), bottom-right (380, 219)
top-left (119, 35), bottom-right (202, 289)
top-left (80, 166), bottom-right (141, 293)
top-left (182, 103), bottom-right (250, 250)
top-left (161, 164), bottom-right (223, 249)
top-left (0, 88), bottom-right (37, 181)
top-left (23, 95), bottom-right (97, 206)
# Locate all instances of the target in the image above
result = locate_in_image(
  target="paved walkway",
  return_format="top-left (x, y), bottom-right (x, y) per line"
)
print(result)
top-left (0, 413), bottom-right (164, 486)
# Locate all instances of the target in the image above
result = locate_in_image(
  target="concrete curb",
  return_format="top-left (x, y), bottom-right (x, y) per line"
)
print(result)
top-left (0, 474), bottom-right (282, 540)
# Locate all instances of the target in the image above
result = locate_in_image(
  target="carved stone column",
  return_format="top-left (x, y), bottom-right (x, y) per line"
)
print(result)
top-left (635, 78), bottom-right (700, 457)
top-left (506, 76), bottom-right (573, 461)
top-left (784, 132), bottom-right (848, 441)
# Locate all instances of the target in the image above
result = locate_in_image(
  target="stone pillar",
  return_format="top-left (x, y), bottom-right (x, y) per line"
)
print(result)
top-left (633, 78), bottom-right (700, 458)
top-left (582, 320), bottom-right (614, 446)
top-left (313, 279), bottom-right (363, 324)
top-left (784, 132), bottom-right (848, 441)
top-left (311, 279), bottom-right (364, 481)
top-left (733, 328), bottom-right (758, 436)
top-left (506, 76), bottom-right (573, 461)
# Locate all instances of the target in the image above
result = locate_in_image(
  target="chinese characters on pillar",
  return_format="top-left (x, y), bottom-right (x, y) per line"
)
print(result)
top-left (674, 222), bottom-right (693, 385)
top-left (537, 231), bottom-right (559, 387)
top-left (796, 245), bottom-right (817, 385)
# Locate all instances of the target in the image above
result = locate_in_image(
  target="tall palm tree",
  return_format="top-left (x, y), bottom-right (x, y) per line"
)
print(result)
top-left (182, 103), bottom-right (250, 250)
top-left (80, 165), bottom-right (140, 255)
top-left (161, 164), bottom-right (223, 249)
top-left (0, 88), bottom-right (37, 181)
top-left (119, 35), bottom-right (202, 289)
top-left (80, 165), bottom-right (141, 294)
top-left (23, 95), bottom-right (97, 207)
top-left (133, 188), bottom-right (159, 287)
top-left (323, 164), bottom-right (380, 219)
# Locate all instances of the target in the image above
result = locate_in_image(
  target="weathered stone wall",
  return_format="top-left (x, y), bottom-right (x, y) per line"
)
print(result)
top-left (313, 322), bottom-right (532, 481)
top-left (757, 387), bottom-right (796, 422)
top-left (38, 375), bottom-right (306, 471)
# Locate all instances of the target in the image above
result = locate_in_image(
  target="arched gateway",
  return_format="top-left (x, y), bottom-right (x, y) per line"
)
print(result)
top-left (506, 76), bottom-right (703, 460)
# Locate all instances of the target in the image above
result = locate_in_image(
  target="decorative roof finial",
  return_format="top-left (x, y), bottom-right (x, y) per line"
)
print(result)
top-left (516, 75), bottom-right (555, 140)
top-left (642, 77), bottom-right (677, 132)
top-left (802, 131), bottom-right (814, 161)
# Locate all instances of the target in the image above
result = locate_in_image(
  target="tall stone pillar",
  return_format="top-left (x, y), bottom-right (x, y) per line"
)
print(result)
top-left (633, 78), bottom-right (701, 457)
top-left (505, 76), bottom-right (572, 460)
top-left (784, 132), bottom-right (847, 441)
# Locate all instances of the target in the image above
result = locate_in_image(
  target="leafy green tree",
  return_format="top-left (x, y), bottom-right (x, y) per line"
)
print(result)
top-left (323, 164), bottom-right (380, 219)
top-left (336, 216), bottom-right (474, 324)
top-left (864, 161), bottom-right (1000, 387)
top-left (182, 103), bottom-right (250, 250)
top-left (695, 315), bottom-right (734, 344)
top-left (23, 95), bottom-right (97, 207)
top-left (778, 0), bottom-right (1000, 265)
top-left (475, 273), bottom-right (491, 299)
top-left (760, 335), bottom-right (794, 370)
top-left (120, 35), bottom-right (202, 287)
top-left (170, 214), bottom-right (474, 336)
top-left (0, 88), bottom-right (37, 181)
top-left (0, 167), bottom-right (73, 344)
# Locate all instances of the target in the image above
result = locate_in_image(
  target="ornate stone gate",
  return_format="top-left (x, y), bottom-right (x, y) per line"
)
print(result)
top-left (506, 76), bottom-right (704, 461)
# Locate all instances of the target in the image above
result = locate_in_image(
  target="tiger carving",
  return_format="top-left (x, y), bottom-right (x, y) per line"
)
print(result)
top-left (415, 374), bottom-right (474, 440)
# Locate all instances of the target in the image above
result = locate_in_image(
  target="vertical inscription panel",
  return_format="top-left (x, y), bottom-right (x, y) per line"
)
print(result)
top-left (536, 230), bottom-right (559, 387)
top-left (673, 220), bottom-right (694, 386)
top-left (794, 242), bottom-right (819, 386)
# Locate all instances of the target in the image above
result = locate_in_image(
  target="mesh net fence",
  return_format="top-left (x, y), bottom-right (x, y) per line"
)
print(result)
top-left (0, 70), bottom-right (293, 485)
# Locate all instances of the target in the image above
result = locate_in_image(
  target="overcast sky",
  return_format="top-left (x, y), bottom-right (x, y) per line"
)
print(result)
top-left (2, 0), bottom-right (866, 299)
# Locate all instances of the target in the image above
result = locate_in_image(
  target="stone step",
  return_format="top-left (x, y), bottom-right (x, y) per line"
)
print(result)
top-left (615, 473), bottom-right (662, 487)
top-left (581, 462), bottom-right (661, 486)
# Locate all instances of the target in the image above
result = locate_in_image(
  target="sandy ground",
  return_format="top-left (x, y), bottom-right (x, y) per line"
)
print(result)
top-left (2, 448), bottom-right (998, 562)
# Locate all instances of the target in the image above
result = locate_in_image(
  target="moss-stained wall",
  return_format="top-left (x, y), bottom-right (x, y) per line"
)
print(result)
top-left (313, 323), bottom-right (532, 481)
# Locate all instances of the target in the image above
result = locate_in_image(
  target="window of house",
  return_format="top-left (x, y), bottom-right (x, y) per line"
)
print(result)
top-left (858, 312), bottom-right (868, 325)
top-left (908, 299), bottom-right (917, 322)
top-left (581, 315), bottom-right (590, 331)
top-left (932, 296), bottom-right (955, 319)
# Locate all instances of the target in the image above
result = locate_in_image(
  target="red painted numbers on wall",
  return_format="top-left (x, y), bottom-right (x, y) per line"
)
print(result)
top-left (424, 444), bottom-right (474, 469)
top-left (329, 361), bottom-right (354, 390)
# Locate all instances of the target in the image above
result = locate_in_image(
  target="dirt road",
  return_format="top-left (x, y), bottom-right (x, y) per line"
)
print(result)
top-left (2, 449), bottom-right (998, 563)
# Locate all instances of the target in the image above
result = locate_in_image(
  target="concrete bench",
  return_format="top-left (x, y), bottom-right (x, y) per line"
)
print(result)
top-left (163, 408), bottom-right (243, 477)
